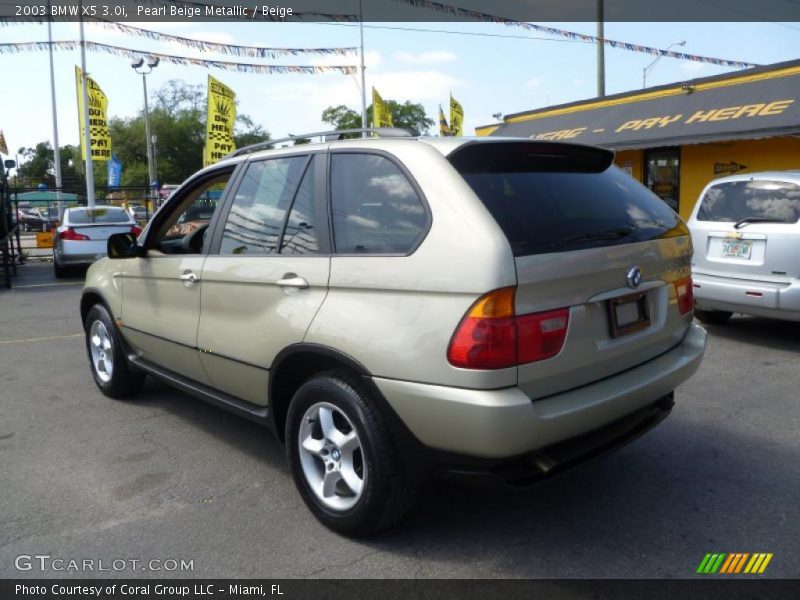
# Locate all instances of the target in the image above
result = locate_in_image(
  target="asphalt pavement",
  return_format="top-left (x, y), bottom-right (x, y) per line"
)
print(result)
top-left (0, 262), bottom-right (798, 579)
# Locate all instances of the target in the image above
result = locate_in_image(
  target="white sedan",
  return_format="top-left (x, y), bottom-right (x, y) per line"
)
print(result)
top-left (53, 207), bottom-right (141, 278)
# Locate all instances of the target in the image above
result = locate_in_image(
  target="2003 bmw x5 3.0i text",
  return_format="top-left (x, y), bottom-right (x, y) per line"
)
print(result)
top-left (81, 130), bottom-right (706, 535)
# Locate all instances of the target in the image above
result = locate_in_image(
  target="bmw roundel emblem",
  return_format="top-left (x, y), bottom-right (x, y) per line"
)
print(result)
top-left (626, 266), bottom-right (642, 289)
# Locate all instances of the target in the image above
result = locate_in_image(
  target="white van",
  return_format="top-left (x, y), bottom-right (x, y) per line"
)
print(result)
top-left (688, 171), bottom-right (800, 323)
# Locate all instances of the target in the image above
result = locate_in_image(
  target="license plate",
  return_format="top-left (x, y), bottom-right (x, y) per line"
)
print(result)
top-left (608, 292), bottom-right (650, 338)
top-left (721, 239), bottom-right (752, 259)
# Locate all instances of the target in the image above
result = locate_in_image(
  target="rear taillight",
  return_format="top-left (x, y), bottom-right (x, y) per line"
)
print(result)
top-left (131, 225), bottom-right (142, 236)
top-left (59, 227), bottom-right (89, 241)
top-left (674, 276), bottom-right (693, 315)
top-left (447, 287), bottom-right (570, 370)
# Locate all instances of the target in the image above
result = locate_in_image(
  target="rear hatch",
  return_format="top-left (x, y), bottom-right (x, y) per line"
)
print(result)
top-left (448, 141), bottom-right (693, 400)
top-left (690, 178), bottom-right (800, 283)
top-left (68, 207), bottom-right (134, 240)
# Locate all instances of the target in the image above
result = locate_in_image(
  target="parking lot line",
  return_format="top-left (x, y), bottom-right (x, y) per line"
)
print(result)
top-left (11, 282), bottom-right (84, 289)
top-left (0, 333), bottom-right (82, 345)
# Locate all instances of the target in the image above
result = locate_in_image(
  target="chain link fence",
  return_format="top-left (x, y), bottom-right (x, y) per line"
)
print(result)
top-left (10, 186), bottom-right (159, 260)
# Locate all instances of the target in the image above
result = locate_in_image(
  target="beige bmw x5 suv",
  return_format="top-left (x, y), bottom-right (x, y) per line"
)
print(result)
top-left (81, 130), bottom-right (706, 535)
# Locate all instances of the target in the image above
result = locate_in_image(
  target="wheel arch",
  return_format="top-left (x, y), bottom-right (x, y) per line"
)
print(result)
top-left (269, 344), bottom-right (371, 442)
top-left (80, 288), bottom-right (111, 325)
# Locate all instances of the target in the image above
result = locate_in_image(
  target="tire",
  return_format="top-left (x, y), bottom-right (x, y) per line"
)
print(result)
top-left (694, 309), bottom-right (733, 325)
top-left (286, 371), bottom-right (416, 536)
top-left (84, 304), bottom-right (145, 398)
top-left (53, 254), bottom-right (68, 279)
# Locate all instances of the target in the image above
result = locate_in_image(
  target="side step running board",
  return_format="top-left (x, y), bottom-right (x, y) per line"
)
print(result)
top-left (128, 354), bottom-right (270, 425)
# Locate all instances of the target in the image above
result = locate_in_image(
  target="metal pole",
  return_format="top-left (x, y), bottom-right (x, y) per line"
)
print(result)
top-left (79, 1), bottom-right (95, 208)
top-left (358, 0), bottom-right (367, 132)
top-left (48, 1), bottom-right (64, 219)
top-left (596, 0), bottom-right (605, 98)
top-left (142, 73), bottom-right (156, 199)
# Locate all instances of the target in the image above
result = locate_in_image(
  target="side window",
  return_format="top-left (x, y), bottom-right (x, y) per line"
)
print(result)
top-left (330, 154), bottom-right (427, 254)
top-left (219, 156), bottom-right (307, 255)
top-left (150, 171), bottom-right (231, 255)
top-left (281, 161), bottom-right (318, 255)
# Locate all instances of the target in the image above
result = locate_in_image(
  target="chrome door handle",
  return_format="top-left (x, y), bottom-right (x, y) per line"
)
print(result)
top-left (276, 276), bottom-right (309, 289)
top-left (180, 271), bottom-right (199, 285)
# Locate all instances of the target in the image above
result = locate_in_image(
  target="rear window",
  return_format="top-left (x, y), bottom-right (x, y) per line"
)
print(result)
top-left (696, 180), bottom-right (800, 224)
top-left (448, 142), bottom-right (686, 257)
top-left (69, 208), bottom-right (130, 224)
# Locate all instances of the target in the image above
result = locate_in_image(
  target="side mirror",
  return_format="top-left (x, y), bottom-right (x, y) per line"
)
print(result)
top-left (3, 159), bottom-right (15, 169)
top-left (107, 232), bottom-right (141, 259)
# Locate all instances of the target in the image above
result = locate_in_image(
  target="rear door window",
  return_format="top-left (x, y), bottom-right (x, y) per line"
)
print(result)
top-left (330, 153), bottom-right (428, 254)
top-left (696, 180), bottom-right (800, 223)
top-left (448, 142), bottom-right (686, 257)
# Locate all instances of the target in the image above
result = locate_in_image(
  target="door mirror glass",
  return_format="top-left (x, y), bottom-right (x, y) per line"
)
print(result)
top-left (107, 232), bottom-right (139, 259)
top-left (3, 159), bottom-right (15, 169)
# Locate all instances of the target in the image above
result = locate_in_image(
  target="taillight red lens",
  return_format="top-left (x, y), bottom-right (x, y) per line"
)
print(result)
top-left (674, 276), bottom-right (694, 315)
top-left (131, 225), bottom-right (142, 236)
top-left (517, 308), bottom-right (570, 363)
top-left (447, 288), bottom-right (570, 370)
top-left (59, 227), bottom-right (89, 241)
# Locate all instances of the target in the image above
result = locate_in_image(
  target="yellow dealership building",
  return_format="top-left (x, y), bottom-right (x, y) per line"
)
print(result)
top-left (476, 59), bottom-right (800, 221)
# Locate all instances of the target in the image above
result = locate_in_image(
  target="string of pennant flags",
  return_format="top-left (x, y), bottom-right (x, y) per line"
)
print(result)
top-left (0, 41), bottom-right (358, 75)
top-left (388, 0), bottom-right (757, 68)
top-left (94, 20), bottom-right (357, 58)
top-left (0, 18), bottom-right (357, 58)
top-left (0, 1), bottom-right (755, 69)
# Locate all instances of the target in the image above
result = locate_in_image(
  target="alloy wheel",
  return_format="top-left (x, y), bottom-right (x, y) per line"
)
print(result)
top-left (297, 402), bottom-right (366, 511)
top-left (89, 320), bottom-right (114, 383)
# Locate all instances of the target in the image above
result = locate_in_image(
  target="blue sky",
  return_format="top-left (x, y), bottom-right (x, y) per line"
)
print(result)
top-left (1, 19), bottom-right (799, 170)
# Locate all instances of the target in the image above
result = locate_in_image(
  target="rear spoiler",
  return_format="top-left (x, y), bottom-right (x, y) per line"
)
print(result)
top-left (448, 140), bottom-right (615, 174)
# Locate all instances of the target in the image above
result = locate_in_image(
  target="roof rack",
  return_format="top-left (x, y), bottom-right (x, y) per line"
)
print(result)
top-left (227, 128), bottom-right (413, 158)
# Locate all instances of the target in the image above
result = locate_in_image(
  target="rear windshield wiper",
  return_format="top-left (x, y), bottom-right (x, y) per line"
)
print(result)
top-left (558, 225), bottom-right (635, 246)
top-left (733, 217), bottom-right (786, 229)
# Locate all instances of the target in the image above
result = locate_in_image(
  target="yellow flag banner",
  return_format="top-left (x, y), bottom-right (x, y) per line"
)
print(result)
top-left (75, 66), bottom-right (111, 161)
top-left (0, 130), bottom-right (8, 155)
top-left (450, 94), bottom-right (464, 137)
top-left (438, 104), bottom-right (451, 137)
top-left (372, 87), bottom-right (394, 128)
top-left (204, 75), bottom-right (237, 167)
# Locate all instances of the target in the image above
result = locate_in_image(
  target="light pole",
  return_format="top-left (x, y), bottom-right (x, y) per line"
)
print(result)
top-left (131, 57), bottom-right (159, 202)
top-left (643, 41), bottom-right (686, 88)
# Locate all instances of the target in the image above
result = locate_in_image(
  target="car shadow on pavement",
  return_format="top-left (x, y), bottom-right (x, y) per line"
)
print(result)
top-left (358, 414), bottom-right (798, 578)
top-left (125, 377), bottom-right (288, 472)
top-left (119, 374), bottom-right (798, 578)
top-left (700, 315), bottom-right (800, 352)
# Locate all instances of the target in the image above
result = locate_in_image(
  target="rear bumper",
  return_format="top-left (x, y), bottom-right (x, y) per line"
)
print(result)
top-left (55, 252), bottom-right (105, 267)
top-left (373, 322), bottom-right (706, 461)
top-left (55, 240), bottom-right (107, 266)
top-left (694, 272), bottom-right (800, 321)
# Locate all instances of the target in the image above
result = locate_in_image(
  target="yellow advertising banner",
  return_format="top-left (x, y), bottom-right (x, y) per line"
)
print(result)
top-left (372, 87), bottom-right (394, 128)
top-left (450, 94), bottom-right (464, 137)
top-left (438, 104), bottom-right (451, 136)
top-left (204, 75), bottom-right (236, 167)
top-left (75, 66), bottom-right (111, 161)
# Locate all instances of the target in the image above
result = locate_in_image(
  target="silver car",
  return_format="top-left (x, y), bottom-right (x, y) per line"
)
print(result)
top-left (54, 206), bottom-right (140, 277)
top-left (688, 171), bottom-right (800, 323)
top-left (81, 131), bottom-right (706, 535)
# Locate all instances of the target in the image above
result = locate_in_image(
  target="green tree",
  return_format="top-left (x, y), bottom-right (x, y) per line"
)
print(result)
top-left (18, 80), bottom-right (270, 192)
top-left (16, 142), bottom-right (88, 190)
top-left (110, 79), bottom-right (270, 187)
top-left (321, 100), bottom-right (434, 136)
